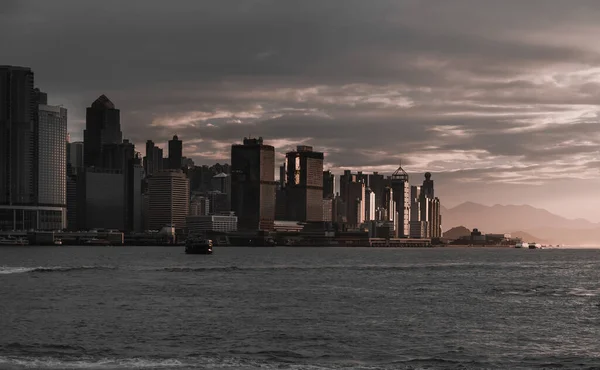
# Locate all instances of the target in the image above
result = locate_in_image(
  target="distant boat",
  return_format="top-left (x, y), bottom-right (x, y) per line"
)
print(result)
top-left (528, 242), bottom-right (542, 249)
top-left (515, 242), bottom-right (528, 249)
top-left (185, 238), bottom-right (213, 255)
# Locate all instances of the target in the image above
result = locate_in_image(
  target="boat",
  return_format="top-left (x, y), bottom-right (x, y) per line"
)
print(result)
top-left (528, 242), bottom-right (542, 249)
top-left (515, 242), bottom-right (528, 249)
top-left (185, 238), bottom-right (213, 254)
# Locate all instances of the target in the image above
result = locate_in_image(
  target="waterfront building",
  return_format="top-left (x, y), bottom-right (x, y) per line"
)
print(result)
top-left (168, 135), bottom-right (183, 170)
top-left (66, 176), bottom-right (77, 230)
top-left (83, 95), bottom-right (122, 168)
top-left (283, 145), bottom-right (324, 223)
top-left (77, 168), bottom-right (125, 230)
top-left (345, 181), bottom-right (365, 228)
top-left (147, 170), bottom-right (189, 230)
top-left (37, 103), bottom-right (67, 227)
top-left (211, 172), bottom-right (231, 211)
top-left (0, 66), bottom-right (66, 230)
top-left (230, 137), bottom-right (276, 231)
top-left (187, 212), bottom-right (238, 234)
top-left (391, 165), bottom-right (410, 238)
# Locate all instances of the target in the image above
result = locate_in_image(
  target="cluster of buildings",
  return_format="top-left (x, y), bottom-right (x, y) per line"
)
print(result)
top-left (0, 65), bottom-right (442, 244)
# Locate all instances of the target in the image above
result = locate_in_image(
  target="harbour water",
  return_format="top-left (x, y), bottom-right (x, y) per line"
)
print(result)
top-left (1, 246), bottom-right (600, 369)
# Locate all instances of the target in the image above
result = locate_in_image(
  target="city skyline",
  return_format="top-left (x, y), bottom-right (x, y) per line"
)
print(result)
top-left (4, 1), bottom-right (600, 220)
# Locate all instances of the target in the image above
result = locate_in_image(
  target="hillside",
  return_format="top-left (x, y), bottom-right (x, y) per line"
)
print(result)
top-left (442, 202), bottom-right (598, 232)
top-left (441, 202), bottom-right (600, 245)
top-left (443, 226), bottom-right (470, 240)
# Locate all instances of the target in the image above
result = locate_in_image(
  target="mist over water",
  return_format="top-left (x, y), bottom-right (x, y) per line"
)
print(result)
top-left (2, 246), bottom-right (600, 369)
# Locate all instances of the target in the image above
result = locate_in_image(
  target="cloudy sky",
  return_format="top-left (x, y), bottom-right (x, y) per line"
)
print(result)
top-left (3, 0), bottom-right (600, 220)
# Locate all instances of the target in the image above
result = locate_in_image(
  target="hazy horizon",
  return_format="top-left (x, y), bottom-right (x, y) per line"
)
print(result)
top-left (3, 0), bottom-right (600, 221)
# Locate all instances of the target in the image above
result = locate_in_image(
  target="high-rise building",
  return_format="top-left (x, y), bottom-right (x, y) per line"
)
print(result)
top-left (168, 135), bottom-right (183, 170)
top-left (0, 66), bottom-right (35, 208)
top-left (283, 145), bottom-right (324, 222)
top-left (365, 187), bottom-right (375, 221)
top-left (37, 104), bottom-right (67, 209)
top-left (143, 140), bottom-right (164, 176)
top-left (230, 137), bottom-right (276, 231)
top-left (391, 165), bottom-right (410, 238)
top-left (345, 181), bottom-right (365, 228)
top-left (419, 173), bottom-right (441, 239)
top-left (0, 67), bottom-right (66, 230)
top-left (323, 170), bottom-right (335, 198)
top-left (147, 170), bottom-right (189, 230)
top-left (367, 172), bottom-right (386, 209)
top-left (68, 141), bottom-right (84, 175)
top-left (77, 168), bottom-right (125, 230)
top-left (83, 95), bottom-right (122, 168)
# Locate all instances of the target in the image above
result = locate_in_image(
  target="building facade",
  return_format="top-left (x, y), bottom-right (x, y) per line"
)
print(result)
top-left (168, 135), bottom-right (182, 170)
top-left (83, 95), bottom-right (122, 168)
top-left (230, 137), bottom-right (276, 231)
top-left (77, 168), bottom-right (125, 230)
top-left (391, 165), bottom-right (410, 237)
top-left (187, 213), bottom-right (238, 235)
top-left (147, 170), bottom-right (189, 230)
top-left (283, 145), bottom-right (324, 222)
top-left (0, 66), bottom-right (65, 230)
top-left (37, 104), bottom-right (67, 225)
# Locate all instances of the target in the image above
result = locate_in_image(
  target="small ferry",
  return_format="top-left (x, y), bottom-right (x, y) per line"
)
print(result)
top-left (528, 242), bottom-right (542, 249)
top-left (515, 242), bottom-right (528, 249)
top-left (185, 238), bottom-right (213, 255)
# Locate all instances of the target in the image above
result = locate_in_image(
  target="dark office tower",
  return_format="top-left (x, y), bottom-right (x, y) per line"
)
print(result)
top-left (323, 170), bottom-right (335, 198)
top-left (367, 172), bottom-right (385, 208)
top-left (391, 165), bottom-right (410, 238)
top-left (419, 173), bottom-right (441, 239)
top-left (279, 163), bottom-right (286, 189)
top-left (168, 135), bottom-right (183, 170)
top-left (68, 141), bottom-right (84, 175)
top-left (83, 95), bottom-right (122, 168)
top-left (231, 137), bottom-right (276, 231)
top-left (0, 66), bottom-right (35, 208)
top-left (283, 145), bottom-right (324, 222)
top-left (422, 172), bottom-right (434, 198)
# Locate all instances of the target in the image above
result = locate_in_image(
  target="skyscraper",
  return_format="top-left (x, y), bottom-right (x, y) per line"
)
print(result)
top-left (419, 173), bottom-right (441, 239)
top-left (0, 66), bottom-right (35, 208)
top-left (391, 165), bottom-right (410, 238)
top-left (83, 95), bottom-right (122, 168)
top-left (323, 170), bottom-right (335, 198)
top-left (168, 135), bottom-right (183, 170)
top-left (147, 170), bottom-right (189, 230)
top-left (230, 137), bottom-right (276, 231)
top-left (68, 141), bottom-right (84, 175)
top-left (37, 104), bottom-right (67, 208)
top-left (283, 145), bottom-right (324, 222)
top-left (0, 66), bottom-right (65, 230)
top-left (144, 140), bottom-right (164, 176)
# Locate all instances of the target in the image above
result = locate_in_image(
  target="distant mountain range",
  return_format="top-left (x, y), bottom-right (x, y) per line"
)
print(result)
top-left (441, 202), bottom-right (600, 245)
top-left (442, 226), bottom-right (548, 244)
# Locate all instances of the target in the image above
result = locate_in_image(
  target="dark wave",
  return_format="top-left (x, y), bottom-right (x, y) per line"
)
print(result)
top-left (159, 262), bottom-right (523, 273)
top-left (0, 266), bottom-right (117, 275)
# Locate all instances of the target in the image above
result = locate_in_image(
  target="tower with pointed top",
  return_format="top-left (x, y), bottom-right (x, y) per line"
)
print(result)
top-left (83, 95), bottom-right (122, 168)
top-left (391, 164), bottom-right (410, 238)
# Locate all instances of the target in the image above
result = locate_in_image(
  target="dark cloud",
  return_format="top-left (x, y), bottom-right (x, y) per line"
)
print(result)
top-left (4, 0), bottom-right (600, 219)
